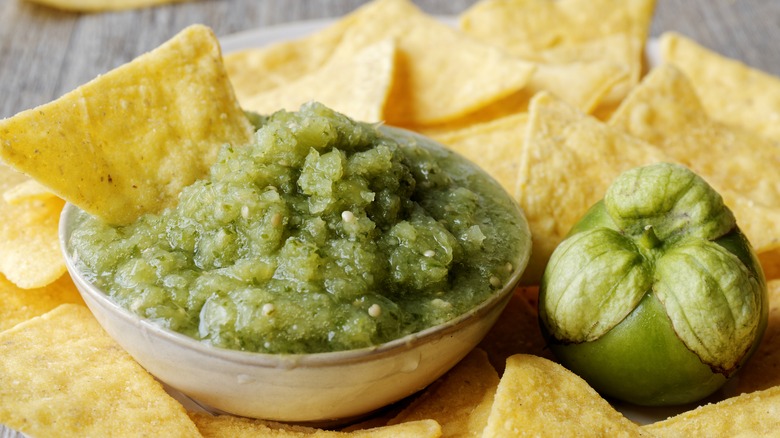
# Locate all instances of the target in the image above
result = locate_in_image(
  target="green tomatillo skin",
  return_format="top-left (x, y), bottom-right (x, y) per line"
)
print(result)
top-left (539, 163), bottom-right (768, 406)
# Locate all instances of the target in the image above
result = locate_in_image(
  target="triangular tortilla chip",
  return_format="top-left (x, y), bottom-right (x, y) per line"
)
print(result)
top-left (0, 304), bottom-right (201, 437)
top-left (459, 0), bottom-right (653, 110)
top-left (660, 32), bottom-right (780, 144)
top-left (0, 25), bottom-right (254, 225)
top-left (188, 412), bottom-right (441, 437)
top-left (0, 163), bottom-right (65, 288)
top-left (516, 92), bottom-right (669, 283)
top-left (483, 354), bottom-right (646, 437)
top-left (0, 273), bottom-right (83, 332)
top-left (609, 63), bottom-right (780, 209)
top-left (329, 0), bottom-right (535, 126)
top-left (3, 179), bottom-right (56, 205)
top-left (428, 112), bottom-right (528, 194)
top-left (388, 348), bottom-right (498, 437)
top-left (224, 12), bottom-right (364, 103)
top-left (642, 383), bottom-right (780, 437)
top-left (242, 39), bottom-right (397, 122)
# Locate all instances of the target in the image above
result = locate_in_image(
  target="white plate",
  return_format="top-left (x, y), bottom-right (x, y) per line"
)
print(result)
top-left (217, 18), bottom-right (729, 426)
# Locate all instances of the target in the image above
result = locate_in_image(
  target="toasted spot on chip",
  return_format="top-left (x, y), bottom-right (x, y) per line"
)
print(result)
top-left (0, 273), bottom-right (83, 333)
top-left (483, 354), bottom-right (647, 437)
top-left (388, 348), bottom-right (498, 436)
top-left (0, 24), bottom-right (254, 225)
top-left (0, 304), bottom-right (201, 437)
top-left (188, 411), bottom-right (442, 437)
top-left (660, 32), bottom-right (780, 144)
top-left (0, 164), bottom-right (65, 289)
top-left (242, 39), bottom-right (397, 123)
top-left (642, 383), bottom-right (780, 436)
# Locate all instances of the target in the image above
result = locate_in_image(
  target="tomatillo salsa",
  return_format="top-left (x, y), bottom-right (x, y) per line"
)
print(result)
top-left (68, 103), bottom-right (531, 354)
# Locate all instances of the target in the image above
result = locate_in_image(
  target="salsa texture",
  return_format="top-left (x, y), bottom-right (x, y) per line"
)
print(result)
top-left (69, 103), bottom-right (530, 354)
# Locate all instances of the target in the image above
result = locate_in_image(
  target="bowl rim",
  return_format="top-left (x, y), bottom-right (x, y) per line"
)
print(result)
top-left (60, 201), bottom-right (528, 369)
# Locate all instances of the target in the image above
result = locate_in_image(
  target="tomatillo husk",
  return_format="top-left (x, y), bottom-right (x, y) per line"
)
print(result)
top-left (539, 163), bottom-right (768, 406)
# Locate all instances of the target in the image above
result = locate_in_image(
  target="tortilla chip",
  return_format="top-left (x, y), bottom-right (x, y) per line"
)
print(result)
top-left (188, 412), bottom-right (441, 437)
top-left (660, 32), bottom-right (780, 144)
top-left (3, 179), bottom-right (56, 205)
top-left (416, 58), bottom-right (625, 133)
top-left (241, 39), bottom-right (396, 123)
top-left (0, 164), bottom-right (65, 289)
top-left (459, 0), bottom-right (653, 108)
top-left (328, 0), bottom-right (534, 126)
top-left (535, 33), bottom-right (643, 109)
top-left (388, 348), bottom-right (498, 437)
top-left (23, 0), bottom-right (189, 11)
top-left (516, 92), bottom-right (669, 283)
top-left (428, 113), bottom-right (527, 194)
top-left (478, 288), bottom-right (552, 374)
top-left (483, 354), bottom-right (647, 437)
top-left (459, 0), bottom-right (654, 54)
top-left (0, 273), bottom-right (83, 333)
top-left (0, 304), bottom-right (201, 437)
top-left (224, 2), bottom-right (378, 102)
top-left (608, 63), bottom-right (780, 209)
top-left (529, 60), bottom-right (630, 114)
top-left (0, 25), bottom-right (254, 225)
top-left (734, 279), bottom-right (780, 394)
top-left (642, 384), bottom-right (780, 436)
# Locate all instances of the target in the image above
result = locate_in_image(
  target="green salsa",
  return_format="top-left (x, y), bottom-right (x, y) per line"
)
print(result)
top-left (69, 103), bottom-right (530, 354)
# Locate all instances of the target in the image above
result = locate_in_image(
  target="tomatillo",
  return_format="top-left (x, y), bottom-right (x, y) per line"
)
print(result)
top-left (539, 163), bottom-right (768, 406)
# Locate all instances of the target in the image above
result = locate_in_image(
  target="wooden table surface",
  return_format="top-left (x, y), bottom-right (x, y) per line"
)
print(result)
top-left (1, 0), bottom-right (779, 120)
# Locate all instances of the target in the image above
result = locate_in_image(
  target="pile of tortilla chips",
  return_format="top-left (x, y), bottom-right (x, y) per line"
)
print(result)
top-left (2, 0), bottom-right (780, 436)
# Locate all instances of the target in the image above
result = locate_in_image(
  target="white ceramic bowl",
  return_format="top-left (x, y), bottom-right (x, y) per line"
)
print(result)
top-left (58, 129), bottom-right (532, 423)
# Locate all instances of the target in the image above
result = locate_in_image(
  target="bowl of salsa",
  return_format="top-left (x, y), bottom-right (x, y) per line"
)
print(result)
top-left (60, 102), bottom-right (532, 422)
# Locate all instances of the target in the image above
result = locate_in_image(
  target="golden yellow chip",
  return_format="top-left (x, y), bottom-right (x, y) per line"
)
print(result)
top-left (734, 279), bottom-right (780, 394)
top-left (660, 32), bottom-right (780, 144)
top-left (609, 64), bottom-right (780, 209)
top-left (388, 348), bottom-right (498, 436)
top-left (459, 0), bottom-right (654, 53)
top-left (0, 163), bottom-right (65, 289)
top-left (478, 288), bottom-right (552, 374)
top-left (3, 179), bottom-right (56, 205)
top-left (188, 412), bottom-right (442, 437)
top-left (224, 2), bottom-right (378, 102)
top-left (459, 0), bottom-right (653, 110)
top-left (428, 113), bottom-right (528, 194)
top-left (642, 384), bottom-right (780, 436)
top-left (0, 273), bottom-right (83, 333)
top-left (528, 60), bottom-right (629, 114)
top-left (329, 0), bottom-right (534, 126)
top-left (516, 92), bottom-right (669, 283)
top-left (242, 39), bottom-right (396, 123)
top-left (23, 0), bottom-right (189, 11)
top-left (0, 304), bottom-right (201, 437)
top-left (483, 354), bottom-right (646, 437)
top-left (0, 25), bottom-right (254, 225)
